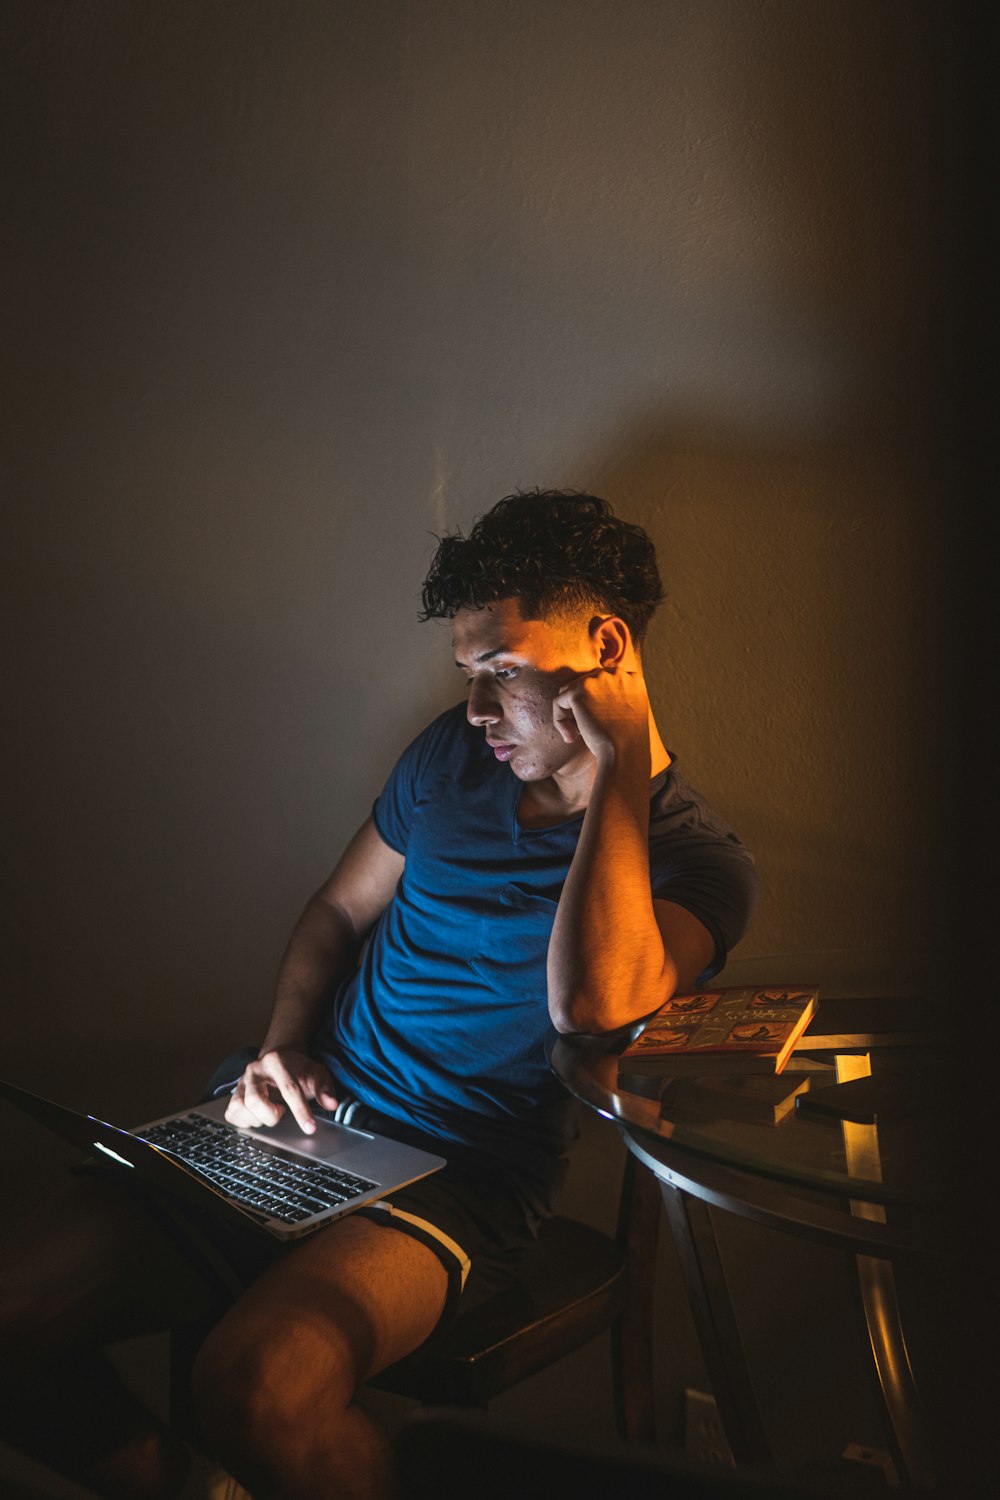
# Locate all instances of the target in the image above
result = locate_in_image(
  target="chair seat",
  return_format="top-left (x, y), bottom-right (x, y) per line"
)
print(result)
top-left (371, 1216), bottom-right (627, 1407)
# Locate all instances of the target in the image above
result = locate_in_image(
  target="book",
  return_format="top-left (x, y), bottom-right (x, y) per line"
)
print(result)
top-left (660, 1072), bottom-right (812, 1124)
top-left (620, 985), bottom-right (820, 1076)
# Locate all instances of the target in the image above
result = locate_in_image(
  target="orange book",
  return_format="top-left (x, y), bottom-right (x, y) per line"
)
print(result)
top-left (621, 986), bottom-right (819, 1075)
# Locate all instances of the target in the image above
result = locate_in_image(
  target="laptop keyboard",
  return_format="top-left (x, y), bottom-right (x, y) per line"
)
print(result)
top-left (140, 1114), bottom-right (379, 1224)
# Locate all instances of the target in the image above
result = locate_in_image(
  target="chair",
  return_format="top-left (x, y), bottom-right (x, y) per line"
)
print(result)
top-left (370, 1146), bottom-right (661, 1440)
top-left (169, 1050), bottom-right (663, 1444)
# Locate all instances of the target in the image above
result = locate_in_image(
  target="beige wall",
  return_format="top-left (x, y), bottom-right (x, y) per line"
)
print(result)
top-left (7, 0), bottom-right (966, 1119)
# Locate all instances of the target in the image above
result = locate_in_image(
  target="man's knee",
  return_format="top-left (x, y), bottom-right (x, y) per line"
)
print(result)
top-left (0, 1173), bottom-right (220, 1362)
top-left (0, 1178), bottom-right (120, 1359)
top-left (189, 1217), bottom-right (449, 1483)
top-left (191, 1302), bottom-right (359, 1462)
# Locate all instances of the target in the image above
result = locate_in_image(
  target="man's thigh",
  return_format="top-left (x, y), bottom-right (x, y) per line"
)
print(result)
top-left (0, 1170), bottom-right (225, 1357)
top-left (195, 1212), bottom-right (450, 1401)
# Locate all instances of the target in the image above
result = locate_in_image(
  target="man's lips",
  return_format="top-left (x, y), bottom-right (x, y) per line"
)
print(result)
top-left (486, 739), bottom-right (517, 762)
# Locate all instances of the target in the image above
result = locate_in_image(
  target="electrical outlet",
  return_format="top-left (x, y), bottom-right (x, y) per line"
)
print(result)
top-left (684, 1387), bottom-right (735, 1467)
top-left (842, 1442), bottom-right (898, 1485)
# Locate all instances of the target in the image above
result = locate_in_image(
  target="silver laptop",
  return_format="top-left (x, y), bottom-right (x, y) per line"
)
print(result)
top-left (0, 1077), bottom-right (445, 1242)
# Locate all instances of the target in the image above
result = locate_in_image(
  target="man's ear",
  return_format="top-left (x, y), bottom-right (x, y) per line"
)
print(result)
top-left (589, 615), bottom-right (632, 668)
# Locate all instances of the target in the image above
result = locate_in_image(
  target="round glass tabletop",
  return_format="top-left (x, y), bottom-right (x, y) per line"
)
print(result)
top-left (551, 999), bottom-right (953, 1210)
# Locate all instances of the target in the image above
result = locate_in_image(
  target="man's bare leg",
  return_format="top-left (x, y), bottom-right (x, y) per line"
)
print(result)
top-left (192, 1213), bottom-right (450, 1500)
top-left (0, 1173), bottom-right (224, 1498)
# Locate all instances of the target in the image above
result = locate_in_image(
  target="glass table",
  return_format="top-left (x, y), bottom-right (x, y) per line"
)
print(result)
top-left (551, 998), bottom-right (953, 1490)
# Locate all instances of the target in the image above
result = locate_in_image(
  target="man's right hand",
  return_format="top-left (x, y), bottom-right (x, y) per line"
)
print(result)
top-left (224, 1048), bottom-right (340, 1136)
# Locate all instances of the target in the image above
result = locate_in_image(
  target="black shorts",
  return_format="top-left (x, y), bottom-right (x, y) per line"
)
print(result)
top-left (77, 1102), bottom-right (558, 1338)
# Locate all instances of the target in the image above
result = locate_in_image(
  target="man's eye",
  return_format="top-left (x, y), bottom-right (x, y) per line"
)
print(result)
top-left (495, 668), bottom-right (518, 682)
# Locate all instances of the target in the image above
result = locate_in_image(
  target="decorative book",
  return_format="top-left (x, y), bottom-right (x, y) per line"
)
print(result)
top-left (620, 985), bottom-right (820, 1076)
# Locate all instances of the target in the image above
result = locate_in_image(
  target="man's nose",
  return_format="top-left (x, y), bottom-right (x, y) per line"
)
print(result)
top-left (467, 680), bottom-right (500, 725)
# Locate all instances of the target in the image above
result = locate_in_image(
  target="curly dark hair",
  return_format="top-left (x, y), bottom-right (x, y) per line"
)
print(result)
top-left (419, 489), bottom-right (664, 644)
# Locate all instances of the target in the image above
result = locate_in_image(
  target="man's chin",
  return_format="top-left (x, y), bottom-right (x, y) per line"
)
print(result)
top-left (507, 747), bottom-right (584, 783)
top-left (507, 754), bottom-right (544, 782)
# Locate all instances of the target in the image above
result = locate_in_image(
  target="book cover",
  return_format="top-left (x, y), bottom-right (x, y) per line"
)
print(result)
top-left (620, 985), bottom-right (820, 1076)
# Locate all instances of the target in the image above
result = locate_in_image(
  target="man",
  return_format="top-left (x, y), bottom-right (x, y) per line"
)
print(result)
top-left (1, 491), bottom-right (756, 1499)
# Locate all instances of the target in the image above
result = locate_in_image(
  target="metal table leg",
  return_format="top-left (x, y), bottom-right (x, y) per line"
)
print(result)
top-left (656, 1176), bottom-right (773, 1465)
top-left (836, 1053), bottom-right (936, 1490)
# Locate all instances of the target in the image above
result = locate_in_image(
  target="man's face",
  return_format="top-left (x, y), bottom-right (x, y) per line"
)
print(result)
top-left (452, 597), bottom-right (601, 783)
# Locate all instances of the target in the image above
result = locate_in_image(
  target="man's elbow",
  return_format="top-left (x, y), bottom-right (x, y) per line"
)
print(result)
top-left (548, 964), bottom-right (680, 1036)
top-left (550, 995), bottom-right (598, 1036)
top-left (549, 990), bottom-right (643, 1037)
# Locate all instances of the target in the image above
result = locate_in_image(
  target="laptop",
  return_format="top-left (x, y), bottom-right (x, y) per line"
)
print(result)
top-left (0, 1076), bottom-right (445, 1242)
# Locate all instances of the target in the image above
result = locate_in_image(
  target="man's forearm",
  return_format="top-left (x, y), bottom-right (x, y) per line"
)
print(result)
top-left (259, 895), bottom-right (363, 1054)
top-left (547, 750), bottom-right (673, 1035)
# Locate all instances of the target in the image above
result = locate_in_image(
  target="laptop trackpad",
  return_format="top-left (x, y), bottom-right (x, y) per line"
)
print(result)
top-left (195, 1097), bottom-right (375, 1163)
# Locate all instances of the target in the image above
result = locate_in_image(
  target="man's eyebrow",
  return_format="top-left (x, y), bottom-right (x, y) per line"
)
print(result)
top-left (453, 647), bottom-right (511, 668)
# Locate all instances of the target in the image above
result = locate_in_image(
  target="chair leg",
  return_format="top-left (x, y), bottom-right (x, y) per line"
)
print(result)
top-left (611, 1154), bottom-right (661, 1443)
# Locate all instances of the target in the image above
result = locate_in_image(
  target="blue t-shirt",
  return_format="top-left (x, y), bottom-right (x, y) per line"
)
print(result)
top-left (314, 704), bottom-right (756, 1172)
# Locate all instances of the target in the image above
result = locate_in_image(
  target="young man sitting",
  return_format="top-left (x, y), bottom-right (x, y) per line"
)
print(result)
top-left (1, 490), bottom-right (756, 1499)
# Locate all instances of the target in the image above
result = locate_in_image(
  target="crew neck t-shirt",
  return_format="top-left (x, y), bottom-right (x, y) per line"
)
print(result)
top-left (313, 703), bottom-right (757, 1178)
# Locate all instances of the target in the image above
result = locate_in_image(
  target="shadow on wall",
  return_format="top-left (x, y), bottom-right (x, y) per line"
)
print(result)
top-left (577, 412), bottom-right (954, 1003)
